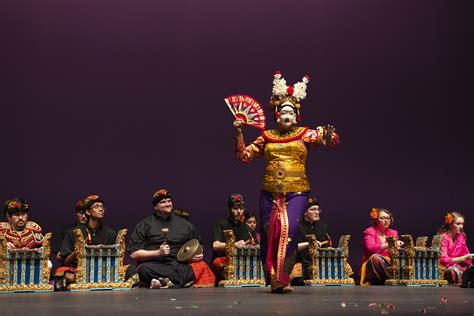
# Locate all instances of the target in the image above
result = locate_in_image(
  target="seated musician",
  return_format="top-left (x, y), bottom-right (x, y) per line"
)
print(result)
top-left (51, 199), bottom-right (87, 262)
top-left (438, 211), bottom-right (473, 284)
top-left (296, 197), bottom-right (331, 280)
top-left (244, 212), bottom-right (260, 246)
top-left (211, 194), bottom-right (250, 283)
top-left (1, 198), bottom-right (44, 249)
top-left (55, 195), bottom-right (136, 289)
top-left (360, 208), bottom-right (403, 285)
top-left (128, 189), bottom-right (215, 288)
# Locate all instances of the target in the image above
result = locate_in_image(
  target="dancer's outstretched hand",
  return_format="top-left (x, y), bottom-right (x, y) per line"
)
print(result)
top-left (323, 124), bottom-right (335, 145)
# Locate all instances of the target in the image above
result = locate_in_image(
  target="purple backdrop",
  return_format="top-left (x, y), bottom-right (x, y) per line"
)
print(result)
top-left (2, 0), bottom-right (473, 271)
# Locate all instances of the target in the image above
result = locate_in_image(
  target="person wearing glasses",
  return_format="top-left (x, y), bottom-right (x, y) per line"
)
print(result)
top-left (55, 195), bottom-right (136, 289)
top-left (360, 208), bottom-right (403, 285)
top-left (296, 197), bottom-right (331, 280)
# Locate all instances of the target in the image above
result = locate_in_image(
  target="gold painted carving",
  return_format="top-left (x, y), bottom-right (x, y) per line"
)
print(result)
top-left (304, 279), bottom-right (355, 285)
top-left (223, 230), bottom-right (235, 280)
top-left (385, 279), bottom-right (448, 286)
top-left (42, 233), bottom-right (52, 282)
top-left (68, 281), bottom-right (132, 291)
top-left (116, 229), bottom-right (127, 281)
top-left (306, 234), bottom-right (318, 279)
top-left (219, 279), bottom-right (265, 287)
top-left (0, 284), bottom-right (54, 292)
top-left (387, 236), bottom-right (400, 279)
top-left (73, 229), bottom-right (86, 283)
top-left (0, 234), bottom-right (7, 284)
top-left (400, 235), bottom-right (414, 280)
top-left (338, 235), bottom-right (352, 278)
top-left (415, 236), bottom-right (428, 248)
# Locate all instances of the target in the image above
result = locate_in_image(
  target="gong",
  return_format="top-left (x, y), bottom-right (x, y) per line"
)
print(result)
top-left (177, 239), bottom-right (203, 262)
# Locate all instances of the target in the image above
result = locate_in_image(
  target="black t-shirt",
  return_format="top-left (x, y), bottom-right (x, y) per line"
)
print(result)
top-left (128, 213), bottom-right (201, 261)
top-left (60, 223), bottom-right (118, 259)
top-left (297, 219), bottom-right (330, 265)
top-left (212, 217), bottom-right (250, 259)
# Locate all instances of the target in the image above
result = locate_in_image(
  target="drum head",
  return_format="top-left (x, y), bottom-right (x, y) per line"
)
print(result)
top-left (177, 239), bottom-right (203, 262)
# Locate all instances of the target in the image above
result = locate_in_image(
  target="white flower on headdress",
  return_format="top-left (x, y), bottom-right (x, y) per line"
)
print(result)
top-left (272, 71), bottom-right (288, 96)
top-left (272, 72), bottom-right (310, 101)
top-left (292, 75), bottom-right (310, 101)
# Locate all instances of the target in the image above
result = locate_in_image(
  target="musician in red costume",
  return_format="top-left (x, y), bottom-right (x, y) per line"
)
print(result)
top-left (233, 71), bottom-right (340, 293)
top-left (1, 198), bottom-right (44, 249)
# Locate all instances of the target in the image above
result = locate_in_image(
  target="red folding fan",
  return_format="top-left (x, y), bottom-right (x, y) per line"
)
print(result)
top-left (224, 94), bottom-right (266, 130)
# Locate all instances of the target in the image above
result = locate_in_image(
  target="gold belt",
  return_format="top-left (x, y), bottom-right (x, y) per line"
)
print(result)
top-left (264, 169), bottom-right (305, 180)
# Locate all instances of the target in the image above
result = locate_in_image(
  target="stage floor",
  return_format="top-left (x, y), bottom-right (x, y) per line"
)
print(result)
top-left (1, 286), bottom-right (473, 315)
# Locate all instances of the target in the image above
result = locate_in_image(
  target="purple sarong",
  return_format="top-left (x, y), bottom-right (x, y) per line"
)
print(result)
top-left (259, 190), bottom-right (309, 286)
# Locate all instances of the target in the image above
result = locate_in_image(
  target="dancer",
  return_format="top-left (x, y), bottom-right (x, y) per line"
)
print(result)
top-left (233, 71), bottom-right (340, 293)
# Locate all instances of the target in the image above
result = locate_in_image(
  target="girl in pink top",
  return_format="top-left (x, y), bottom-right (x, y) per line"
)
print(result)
top-left (360, 208), bottom-right (403, 285)
top-left (437, 211), bottom-right (473, 284)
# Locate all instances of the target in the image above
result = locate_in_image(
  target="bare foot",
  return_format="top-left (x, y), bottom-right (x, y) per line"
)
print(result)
top-left (150, 278), bottom-right (161, 289)
top-left (282, 285), bottom-right (294, 293)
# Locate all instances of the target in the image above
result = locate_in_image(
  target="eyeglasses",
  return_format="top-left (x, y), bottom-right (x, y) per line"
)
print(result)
top-left (91, 204), bottom-right (106, 211)
top-left (378, 216), bottom-right (390, 221)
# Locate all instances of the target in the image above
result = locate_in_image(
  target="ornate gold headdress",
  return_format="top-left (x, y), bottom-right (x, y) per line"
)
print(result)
top-left (269, 71), bottom-right (310, 121)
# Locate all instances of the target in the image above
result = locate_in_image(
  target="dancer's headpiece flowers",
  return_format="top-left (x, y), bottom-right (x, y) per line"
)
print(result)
top-left (269, 71), bottom-right (310, 122)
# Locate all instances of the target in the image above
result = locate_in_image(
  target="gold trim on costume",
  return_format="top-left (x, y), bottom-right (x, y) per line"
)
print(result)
top-left (261, 141), bottom-right (309, 193)
top-left (262, 127), bottom-right (307, 143)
